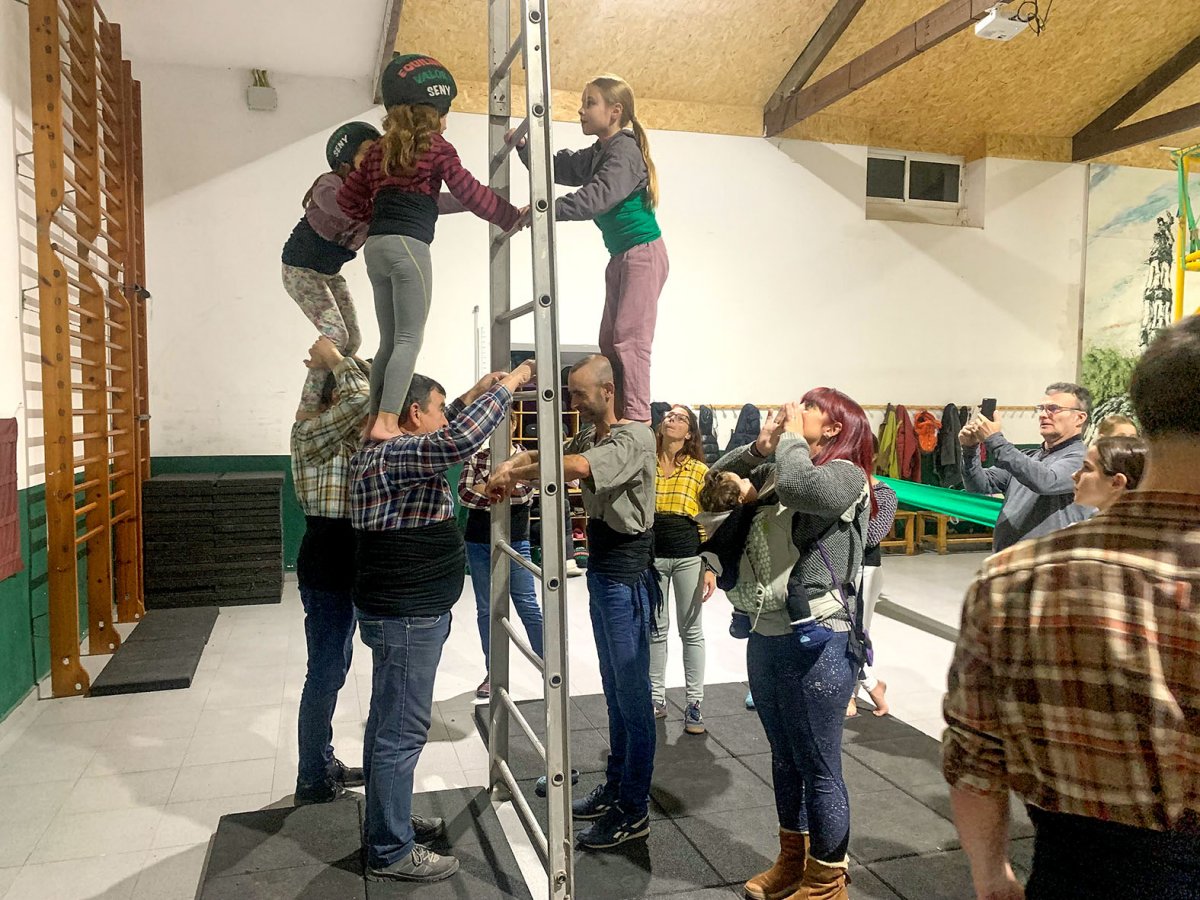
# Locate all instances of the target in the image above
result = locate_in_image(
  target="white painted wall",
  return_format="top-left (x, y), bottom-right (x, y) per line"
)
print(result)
top-left (140, 64), bottom-right (1088, 456)
top-left (1, 0), bottom-right (33, 488)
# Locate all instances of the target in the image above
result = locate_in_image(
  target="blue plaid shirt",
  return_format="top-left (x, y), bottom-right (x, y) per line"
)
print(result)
top-left (350, 386), bottom-right (512, 532)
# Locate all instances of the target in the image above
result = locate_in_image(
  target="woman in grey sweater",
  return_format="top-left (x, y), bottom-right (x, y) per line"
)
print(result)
top-left (710, 390), bottom-right (874, 900)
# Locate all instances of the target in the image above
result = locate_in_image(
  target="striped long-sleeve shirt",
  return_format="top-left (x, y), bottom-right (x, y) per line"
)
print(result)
top-left (336, 134), bottom-right (520, 244)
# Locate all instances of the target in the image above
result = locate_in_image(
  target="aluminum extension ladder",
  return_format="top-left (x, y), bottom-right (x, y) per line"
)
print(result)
top-left (485, 0), bottom-right (574, 897)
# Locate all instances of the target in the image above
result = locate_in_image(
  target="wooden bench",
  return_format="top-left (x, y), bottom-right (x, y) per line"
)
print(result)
top-left (880, 510), bottom-right (918, 555)
top-left (916, 511), bottom-right (994, 555)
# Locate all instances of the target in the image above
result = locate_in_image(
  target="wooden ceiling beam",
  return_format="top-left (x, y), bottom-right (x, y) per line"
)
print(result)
top-left (1073, 102), bottom-right (1200, 161)
top-left (764, 0), bottom-right (995, 138)
top-left (373, 0), bottom-right (405, 104)
top-left (1074, 35), bottom-right (1200, 141)
top-left (764, 0), bottom-right (868, 117)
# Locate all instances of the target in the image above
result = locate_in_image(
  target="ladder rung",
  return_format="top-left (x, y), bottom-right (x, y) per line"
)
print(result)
top-left (500, 616), bottom-right (545, 673)
top-left (490, 29), bottom-right (525, 86)
top-left (497, 539), bottom-right (541, 578)
top-left (495, 300), bottom-right (535, 324)
top-left (496, 759), bottom-right (548, 860)
top-left (511, 390), bottom-right (537, 402)
top-left (490, 117), bottom-right (528, 173)
top-left (497, 686), bottom-right (546, 760)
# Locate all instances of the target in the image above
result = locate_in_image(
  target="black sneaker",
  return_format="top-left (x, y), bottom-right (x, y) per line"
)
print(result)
top-left (367, 845), bottom-right (459, 883)
top-left (412, 813), bottom-right (446, 844)
top-left (576, 805), bottom-right (650, 849)
top-left (329, 756), bottom-right (364, 788)
top-left (571, 781), bottom-right (619, 821)
top-left (294, 778), bottom-right (354, 806)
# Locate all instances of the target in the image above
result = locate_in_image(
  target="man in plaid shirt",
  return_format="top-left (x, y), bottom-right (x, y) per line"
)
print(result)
top-left (349, 358), bottom-right (534, 885)
top-left (289, 337), bottom-right (369, 806)
top-left (943, 317), bottom-right (1200, 899)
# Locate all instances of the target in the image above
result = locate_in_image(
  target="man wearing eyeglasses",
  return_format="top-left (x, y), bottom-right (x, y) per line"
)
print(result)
top-left (958, 383), bottom-right (1092, 551)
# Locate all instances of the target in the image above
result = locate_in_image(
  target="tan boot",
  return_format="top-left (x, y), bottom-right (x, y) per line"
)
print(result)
top-left (744, 829), bottom-right (808, 900)
top-left (788, 856), bottom-right (851, 900)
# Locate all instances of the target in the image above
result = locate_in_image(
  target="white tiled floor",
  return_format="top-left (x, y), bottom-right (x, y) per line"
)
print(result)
top-left (0, 554), bottom-right (984, 900)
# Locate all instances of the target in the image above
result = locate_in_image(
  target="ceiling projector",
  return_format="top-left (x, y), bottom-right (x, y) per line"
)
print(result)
top-left (975, 5), bottom-right (1029, 41)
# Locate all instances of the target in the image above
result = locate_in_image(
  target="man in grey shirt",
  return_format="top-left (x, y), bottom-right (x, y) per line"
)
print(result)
top-left (489, 355), bottom-right (658, 850)
top-left (959, 382), bottom-right (1092, 552)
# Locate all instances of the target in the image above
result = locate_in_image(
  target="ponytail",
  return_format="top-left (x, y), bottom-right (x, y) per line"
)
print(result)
top-left (629, 117), bottom-right (658, 210)
top-left (588, 74), bottom-right (659, 209)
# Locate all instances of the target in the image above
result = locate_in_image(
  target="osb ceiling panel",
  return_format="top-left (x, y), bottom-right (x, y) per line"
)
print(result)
top-left (397, 0), bottom-right (1200, 168)
top-left (397, 0), bottom-right (838, 108)
top-left (813, 0), bottom-right (1200, 156)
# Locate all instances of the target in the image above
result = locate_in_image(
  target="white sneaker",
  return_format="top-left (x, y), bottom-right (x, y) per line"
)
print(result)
top-left (565, 559), bottom-right (585, 578)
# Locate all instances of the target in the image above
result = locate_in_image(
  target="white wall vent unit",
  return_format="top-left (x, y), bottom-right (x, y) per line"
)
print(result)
top-left (246, 69), bottom-right (277, 111)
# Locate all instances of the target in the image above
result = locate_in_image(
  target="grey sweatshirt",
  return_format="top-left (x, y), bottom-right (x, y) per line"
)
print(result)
top-left (518, 130), bottom-right (647, 221)
top-left (963, 433), bottom-right (1089, 551)
top-left (711, 435), bottom-right (868, 636)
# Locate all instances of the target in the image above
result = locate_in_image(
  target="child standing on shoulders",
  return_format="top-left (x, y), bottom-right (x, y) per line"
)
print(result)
top-left (283, 121), bottom-right (379, 419)
top-left (338, 54), bottom-right (526, 442)
top-left (508, 75), bottom-right (667, 423)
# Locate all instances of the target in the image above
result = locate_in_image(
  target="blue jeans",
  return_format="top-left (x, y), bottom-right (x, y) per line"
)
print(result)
top-left (297, 585), bottom-right (356, 786)
top-left (464, 540), bottom-right (544, 670)
top-left (748, 630), bottom-right (856, 863)
top-left (358, 612), bottom-right (451, 868)
top-left (588, 570), bottom-right (657, 816)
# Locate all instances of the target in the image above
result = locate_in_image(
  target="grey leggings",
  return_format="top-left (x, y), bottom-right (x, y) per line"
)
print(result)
top-left (364, 234), bottom-right (433, 416)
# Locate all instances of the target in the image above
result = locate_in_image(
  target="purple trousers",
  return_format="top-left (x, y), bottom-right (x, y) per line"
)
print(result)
top-left (600, 237), bottom-right (668, 421)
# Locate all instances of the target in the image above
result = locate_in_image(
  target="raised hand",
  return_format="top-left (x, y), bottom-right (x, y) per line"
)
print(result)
top-left (754, 407), bottom-right (788, 458)
top-left (305, 336), bottom-right (342, 371)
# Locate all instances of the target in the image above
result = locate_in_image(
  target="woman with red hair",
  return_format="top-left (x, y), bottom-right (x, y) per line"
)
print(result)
top-left (710, 388), bottom-right (873, 900)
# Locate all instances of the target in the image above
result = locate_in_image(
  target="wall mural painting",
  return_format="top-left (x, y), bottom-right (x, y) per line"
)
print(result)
top-left (1081, 164), bottom-right (1196, 435)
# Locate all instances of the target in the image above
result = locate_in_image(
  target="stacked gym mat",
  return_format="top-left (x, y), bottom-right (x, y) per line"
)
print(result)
top-left (143, 472), bottom-right (284, 608)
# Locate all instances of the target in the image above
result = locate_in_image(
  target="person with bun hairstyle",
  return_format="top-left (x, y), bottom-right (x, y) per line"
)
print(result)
top-left (283, 121), bottom-right (379, 418)
top-left (507, 74), bottom-right (667, 423)
top-left (338, 54), bottom-right (527, 441)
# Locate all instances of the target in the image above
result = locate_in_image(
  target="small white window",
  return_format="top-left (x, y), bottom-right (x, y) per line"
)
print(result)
top-left (866, 150), bottom-right (963, 207)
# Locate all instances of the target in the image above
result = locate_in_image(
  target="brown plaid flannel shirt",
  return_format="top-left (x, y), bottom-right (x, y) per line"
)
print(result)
top-left (943, 490), bottom-right (1200, 832)
top-left (289, 358), bottom-right (370, 519)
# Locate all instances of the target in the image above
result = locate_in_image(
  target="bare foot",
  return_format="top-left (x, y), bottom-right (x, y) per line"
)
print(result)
top-left (368, 418), bottom-right (402, 442)
top-left (867, 680), bottom-right (889, 717)
top-left (845, 696), bottom-right (859, 719)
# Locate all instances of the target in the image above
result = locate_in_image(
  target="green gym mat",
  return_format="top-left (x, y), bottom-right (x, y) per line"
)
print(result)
top-left (877, 477), bottom-right (1002, 527)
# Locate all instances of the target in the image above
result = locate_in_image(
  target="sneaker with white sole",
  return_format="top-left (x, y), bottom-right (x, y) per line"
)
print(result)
top-left (572, 781), bottom-right (619, 820)
top-left (577, 805), bottom-right (650, 849)
top-left (367, 845), bottom-right (459, 883)
top-left (653, 700), bottom-right (668, 719)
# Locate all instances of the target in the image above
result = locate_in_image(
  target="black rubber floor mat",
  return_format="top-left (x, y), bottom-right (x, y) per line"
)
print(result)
top-left (89, 638), bottom-right (204, 696)
top-left (199, 790), bottom-right (532, 900)
top-left (122, 606), bottom-right (218, 646)
top-left (468, 683), bottom-right (1034, 898)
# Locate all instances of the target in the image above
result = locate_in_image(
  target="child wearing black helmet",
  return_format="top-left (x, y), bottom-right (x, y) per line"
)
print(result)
top-left (338, 54), bottom-right (527, 442)
top-left (282, 121), bottom-right (380, 418)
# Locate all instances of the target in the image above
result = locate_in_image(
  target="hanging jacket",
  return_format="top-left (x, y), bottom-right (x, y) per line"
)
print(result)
top-left (725, 404), bottom-right (760, 452)
top-left (937, 404), bottom-right (964, 489)
top-left (876, 405), bottom-right (899, 477)
top-left (699, 405), bottom-right (721, 464)
top-left (914, 410), bottom-right (941, 454)
top-left (895, 404), bottom-right (921, 483)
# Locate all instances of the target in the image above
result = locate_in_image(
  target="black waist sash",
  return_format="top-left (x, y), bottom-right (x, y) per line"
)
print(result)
top-left (354, 519), bottom-right (464, 617)
top-left (652, 512), bottom-right (700, 558)
top-left (587, 519), bottom-right (654, 585)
